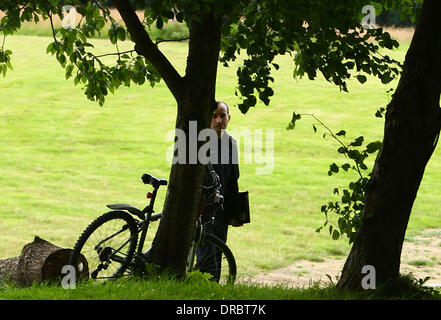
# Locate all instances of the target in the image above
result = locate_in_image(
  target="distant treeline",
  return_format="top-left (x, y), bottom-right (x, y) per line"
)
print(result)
top-left (377, 10), bottom-right (415, 27)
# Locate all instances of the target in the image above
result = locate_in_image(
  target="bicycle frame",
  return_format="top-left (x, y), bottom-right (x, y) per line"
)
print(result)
top-left (106, 165), bottom-right (223, 268)
top-left (136, 186), bottom-right (160, 255)
top-left (186, 200), bottom-right (206, 271)
top-left (104, 180), bottom-right (163, 261)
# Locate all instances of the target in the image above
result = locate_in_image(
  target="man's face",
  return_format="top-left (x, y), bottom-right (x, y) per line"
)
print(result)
top-left (211, 102), bottom-right (231, 136)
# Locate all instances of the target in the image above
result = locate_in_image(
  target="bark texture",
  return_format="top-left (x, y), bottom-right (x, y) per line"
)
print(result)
top-left (0, 236), bottom-right (87, 287)
top-left (337, 0), bottom-right (441, 289)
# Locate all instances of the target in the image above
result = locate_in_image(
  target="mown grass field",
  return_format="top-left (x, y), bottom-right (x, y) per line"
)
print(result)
top-left (1, 26), bottom-right (441, 298)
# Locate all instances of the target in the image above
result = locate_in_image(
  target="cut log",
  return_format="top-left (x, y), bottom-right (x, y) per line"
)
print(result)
top-left (0, 236), bottom-right (88, 287)
top-left (0, 256), bottom-right (20, 284)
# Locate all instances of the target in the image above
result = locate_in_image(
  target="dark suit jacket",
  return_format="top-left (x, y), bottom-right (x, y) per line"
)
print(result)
top-left (204, 133), bottom-right (240, 225)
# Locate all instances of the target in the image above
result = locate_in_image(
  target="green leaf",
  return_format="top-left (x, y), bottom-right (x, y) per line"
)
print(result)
top-left (57, 53), bottom-right (66, 67)
top-left (356, 74), bottom-right (367, 84)
top-left (293, 112), bottom-right (301, 121)
top-left (375, 107), bottom-right (385, 118)
top-left (337, 146), bottom-right (347, 154)
top-left (74, 74), bottom-right (81, 85)
top-left (348, 149), bottom-right (360, 160)
top-left (350, 136), bottom-right (364, 147)
top-left (117, 27), bottom-right (126, 41)
top-left (287, 111), bottom-right (301, 130)
top-left (366, 141), bottom-right (382, 153)
top-left (46, 42), bottom-right (54, 54)
top-left (330, 163), bottom-right (339, 173)
top-left (108, 26), bottom-right (118, 44)
top-left (65, 64), bottom-right (74, 79)
top-left (156, 17), bottom-right (163, 29)
top-left (341, 190), bottom-right (351, 203)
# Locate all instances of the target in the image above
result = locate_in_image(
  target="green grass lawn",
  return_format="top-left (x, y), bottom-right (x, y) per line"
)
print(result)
top-left (1, 32), bottom-right (441, 290)
top-left (1, 273), bottom-right (439, 300)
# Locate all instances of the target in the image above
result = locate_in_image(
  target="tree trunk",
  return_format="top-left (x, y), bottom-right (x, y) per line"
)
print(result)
top-left (146, 11), bottom-right (223, 276)
top-left (337, 0), bottom-right (441, 289)
top-left (0, 236), bottom-right (87, 287)
top-left (113, 2), bottom-right (223, 276)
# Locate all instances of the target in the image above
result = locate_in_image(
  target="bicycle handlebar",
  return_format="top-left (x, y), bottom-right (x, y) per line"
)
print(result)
top-left (203, 163), bottom-right (224, 209)
top-left (206, 162), bottom-right (219, 186)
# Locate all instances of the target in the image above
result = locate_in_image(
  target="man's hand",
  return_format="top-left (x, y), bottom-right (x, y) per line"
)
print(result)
top-left (231, 218), bottom-right (243, 227)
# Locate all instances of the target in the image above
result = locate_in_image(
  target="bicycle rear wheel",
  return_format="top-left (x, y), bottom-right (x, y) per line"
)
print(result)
top-left (69, 211), bottom-right (138, 281)
top-left (188, 233), bottom-right (237, 284)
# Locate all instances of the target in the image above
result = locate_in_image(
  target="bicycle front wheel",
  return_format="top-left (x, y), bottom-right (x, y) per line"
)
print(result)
top-left (188, 233), bottom-right (237, 284)
top-left (69, 211), bottom-right (138, 281)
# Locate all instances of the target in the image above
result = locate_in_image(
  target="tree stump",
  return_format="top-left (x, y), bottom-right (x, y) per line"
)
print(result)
top-left (0, 236), bottom-right (88, 287)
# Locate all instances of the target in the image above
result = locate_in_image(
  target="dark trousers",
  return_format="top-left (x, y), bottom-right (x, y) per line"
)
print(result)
top-left (195, 211), bottom-right (228, 282)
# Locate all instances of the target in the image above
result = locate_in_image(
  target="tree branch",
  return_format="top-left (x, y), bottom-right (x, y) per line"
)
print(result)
top-left (94, 49), bottom-right (136, 59)
top-left (155, 37), bottom-right (189, 45)
top-left (47, 11), bottom-right (61, 45)
top-left (112, 0), bottom-right (184, 101)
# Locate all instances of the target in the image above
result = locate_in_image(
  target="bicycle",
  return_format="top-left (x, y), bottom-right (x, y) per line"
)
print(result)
top-left (69, 164), bottom-right (237, 284)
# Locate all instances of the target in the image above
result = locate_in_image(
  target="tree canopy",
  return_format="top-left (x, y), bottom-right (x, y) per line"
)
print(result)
top-left (0, 0), bottom-right (420, 111)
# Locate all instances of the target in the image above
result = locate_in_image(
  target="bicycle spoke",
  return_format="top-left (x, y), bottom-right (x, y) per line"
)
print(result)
top-left (70, 211), bottom-right (138, 281)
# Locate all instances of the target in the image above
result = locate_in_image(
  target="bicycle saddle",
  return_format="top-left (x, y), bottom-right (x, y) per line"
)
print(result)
top-left (141, 173), bottom-right (167, 188)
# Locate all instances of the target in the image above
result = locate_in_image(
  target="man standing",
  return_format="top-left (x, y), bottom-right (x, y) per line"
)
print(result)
top-left (210, 100), bottom-right (243, 228)
top-left (195, 100), bottom-right (243, 281)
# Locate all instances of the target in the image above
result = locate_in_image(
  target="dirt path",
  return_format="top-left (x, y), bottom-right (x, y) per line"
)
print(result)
top-left (251, 229), bottom-right (441, 288)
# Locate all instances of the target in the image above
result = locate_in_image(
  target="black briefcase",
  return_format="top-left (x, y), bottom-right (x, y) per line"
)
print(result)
top-left (237, 191), bottom-right (250, 224)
